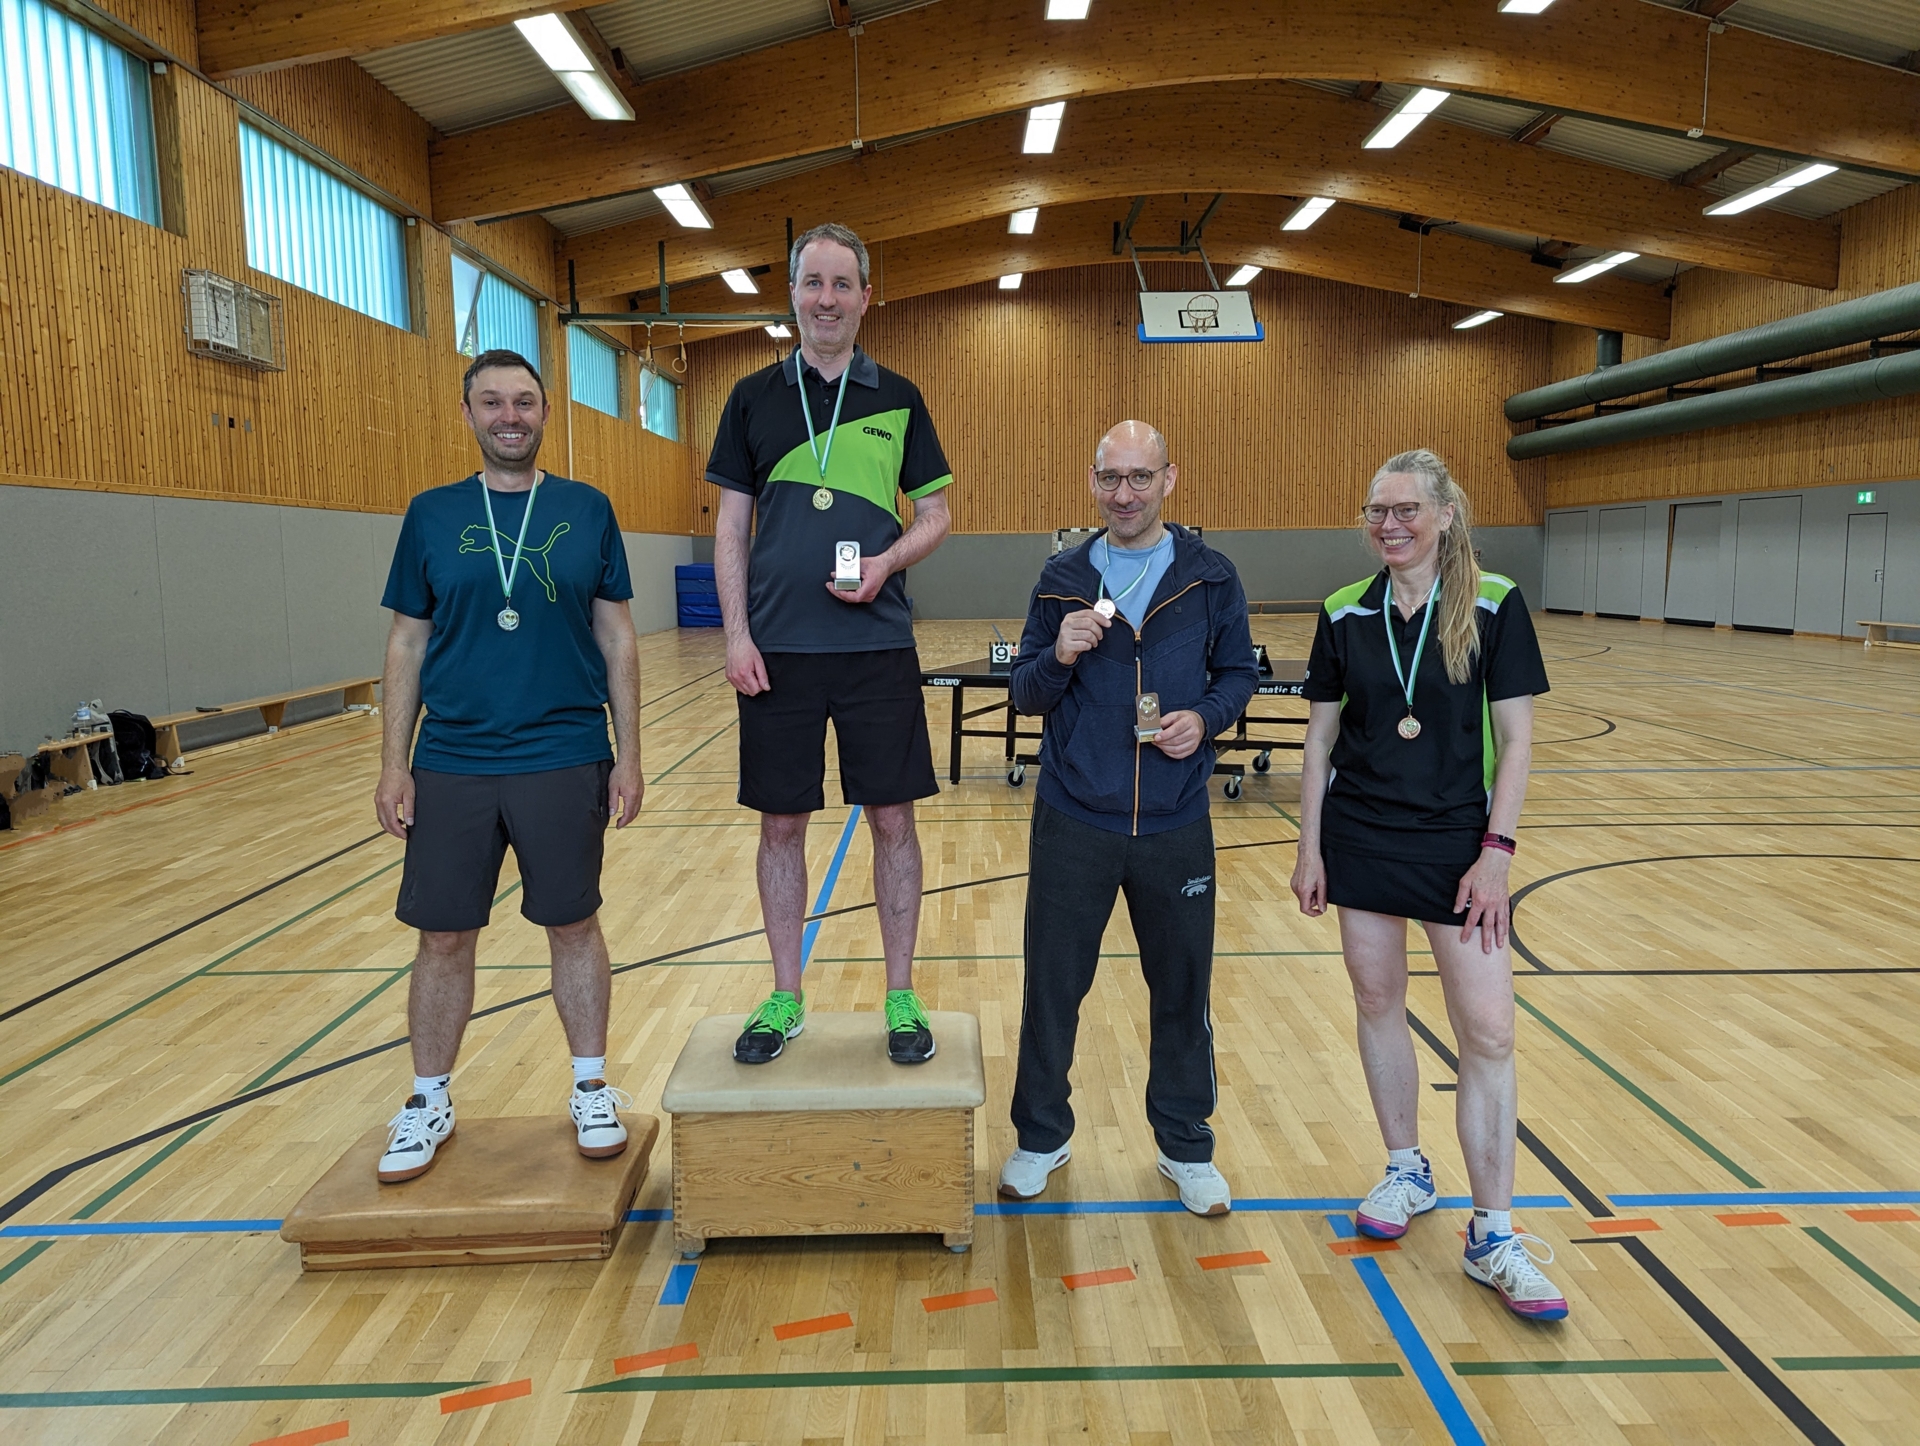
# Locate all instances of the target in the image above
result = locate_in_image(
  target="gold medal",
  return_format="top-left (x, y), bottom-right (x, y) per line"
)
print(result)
top-left (813, 486), bottom-right (834, 510)
top-left (1397, 714), bottom-right (1421, 740)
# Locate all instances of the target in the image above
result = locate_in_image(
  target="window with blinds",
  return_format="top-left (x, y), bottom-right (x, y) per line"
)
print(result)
top-left (451, 252), bottom-right (540, 364)
top-left (568, 327), bottom-right (620, 418)
top-left (238, 122), bottom-right (409, 328)
top-left (640, 365), bottom-right (680, 442)
top-left (0, 0), bottom-right (160, 224)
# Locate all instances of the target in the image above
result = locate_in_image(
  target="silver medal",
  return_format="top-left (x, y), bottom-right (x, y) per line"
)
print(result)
top-left (1397, 714), bottom-right (1421, 740)
top-left (1094, 598), bottom-right (1116, 620)
top-left (498, 607), bottom-right (520, 631)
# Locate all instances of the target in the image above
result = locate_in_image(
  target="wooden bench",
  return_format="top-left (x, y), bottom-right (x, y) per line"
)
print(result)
top-left (1859, 620), bottom-right (1920, 651)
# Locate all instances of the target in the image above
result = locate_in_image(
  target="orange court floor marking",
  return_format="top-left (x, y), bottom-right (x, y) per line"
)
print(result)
top-left (772, 1312), bottom-right (854, 1340)
top-left (1716, 1211), bottom-right (1791, 1227)
top-left (1588, 1218), bottom-right (1661, 1234)
top-left (922, 1287), bottom-right (998, 1311)
top-left (614, 1342), bottom-right (699, 1373)
top-left (251, 1422), bottom-right (349, 1446)
top-left (1197, 1249), bottom-right (1271, 1270)
top-left (1848, 1207), bottom-right (1920, 1223)
top-left (1330, 1238), bottom-right (1400, 1257)
top-left (1061, 1266), bottom-right (1136, 1290)
top-left (439, 1379), bottom-right (532, 1413)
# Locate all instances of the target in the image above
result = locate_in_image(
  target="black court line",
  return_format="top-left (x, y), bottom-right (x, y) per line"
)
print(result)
top-left (1531, 705), bottom-right (1619, 745)
top-left (640, 666), bottom-right (725, 710)
top-left (0, 833), bottom-right (386, 1024)
top-left (1402, 1006), bottom-right (1840, 1445)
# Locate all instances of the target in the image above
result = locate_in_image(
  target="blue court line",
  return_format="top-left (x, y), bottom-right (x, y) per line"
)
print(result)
top-left (1327, 1213), bottom-right (1485, 1446)
top-left (627, 1208), bottom-right (671, 1223)
top-left (659, 1261), bottom-right (698, 1305)
top-left (979, 1195), bottom-right (1571, 1216)
top-left (1, 1219), bottom-right (280, 1237)
top-left (800, 806), bottom-right (863, 972)
top-left (1611, 1192), bottom-right (1920, 1207)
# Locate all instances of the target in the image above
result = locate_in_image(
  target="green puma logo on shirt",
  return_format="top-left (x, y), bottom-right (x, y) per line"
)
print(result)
top-left (458, 521), bottom-right (573, 603)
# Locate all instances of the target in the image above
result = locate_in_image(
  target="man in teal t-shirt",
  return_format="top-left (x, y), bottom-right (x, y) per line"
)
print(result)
top-left (371, 349), bottom-right (643, 1184)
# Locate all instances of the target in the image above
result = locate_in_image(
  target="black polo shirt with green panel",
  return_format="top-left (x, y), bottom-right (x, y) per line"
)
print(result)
top-left (706, 347), bottom-right (953, 653)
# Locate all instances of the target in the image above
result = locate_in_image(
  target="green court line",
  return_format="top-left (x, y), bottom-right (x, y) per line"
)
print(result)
top-left (0, 1381), bottom-right (486, 1408)
top-left (0, 1242), bottom-right (53, 1286)
top-left (650, 721), bottom-right (737, 781)
top-left (575, 1362), bottom-right (1402, 1394)
top-left (1803, 1227), bottom-right (1920, 1324)
top-left (1775, 1356), bottom-right (1920, 1371)
top-left (73, 1121), bottom-right (217, 1221)
top-left (1512, 994), bottom-right (1765, 1188)
top-left (1450, 1359), bottom-right (1725, 1376)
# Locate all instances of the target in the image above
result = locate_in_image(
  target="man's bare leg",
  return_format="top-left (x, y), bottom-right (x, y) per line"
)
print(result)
top-left (409, 928), bottom-right (479, 1076)
top-left (867, 802), bottom-right (922, 992)
top-left (548, 913), bottom-right (612, 1058)
top-left (759, 812), bottom-right (811, 996)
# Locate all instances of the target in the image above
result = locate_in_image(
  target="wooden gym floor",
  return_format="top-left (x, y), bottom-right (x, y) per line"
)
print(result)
top-left (2, 614), bottom-right (1918, 1446)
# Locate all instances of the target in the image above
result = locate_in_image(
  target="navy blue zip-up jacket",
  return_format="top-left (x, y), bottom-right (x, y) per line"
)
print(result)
top-left (1010, 524), bottom-right (1259, 836)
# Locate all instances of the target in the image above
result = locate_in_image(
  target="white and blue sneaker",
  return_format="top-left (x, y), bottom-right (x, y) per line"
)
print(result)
top-left (1356, 1157), bottom-right (1437, 1239)
top-left (1463, 1224), bottom-right (1570, 1320)
top-left (377, 1093), bottom-right (455, 1183)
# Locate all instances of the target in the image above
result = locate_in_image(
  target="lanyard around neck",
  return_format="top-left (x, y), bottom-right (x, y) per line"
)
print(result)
top-left (1097, 533), bottom-right (1167, 615)
top-left (795, 354), bottom-right (853, 479)
top-left (1383, 573), bottom-right (1440, 715)
top-left (479, 474), bottom-right (541, 603)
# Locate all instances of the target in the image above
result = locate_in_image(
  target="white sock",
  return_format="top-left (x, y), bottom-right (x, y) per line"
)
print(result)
top-left (1472, 1207), bottom-right (1512, 1240)
top-left (572, 1056), bottom-right (607, 1088)
top-left (1387, 1146), bottom-right (1425, 1173)
top-left (413, 1073), bottom-right (451, 1107)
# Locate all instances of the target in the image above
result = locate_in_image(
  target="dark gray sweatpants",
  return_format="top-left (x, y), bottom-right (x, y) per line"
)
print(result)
top-left (1011, 798), bottom-right (1219, 1163)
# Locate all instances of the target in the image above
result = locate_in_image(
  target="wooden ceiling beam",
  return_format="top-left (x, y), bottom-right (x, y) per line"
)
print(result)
top-left (559, 84), bottom-right (1837, 296)
top-left (197, 0), bottom-right (555, 78)
top-left (1674, 146), bottom-right (1760, 188)
top-left (430, 0), bottom-right (1920, 222)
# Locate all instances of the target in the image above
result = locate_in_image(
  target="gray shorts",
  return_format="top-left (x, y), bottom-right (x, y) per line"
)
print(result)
top-left (395, 761), bottom-right (611, 932)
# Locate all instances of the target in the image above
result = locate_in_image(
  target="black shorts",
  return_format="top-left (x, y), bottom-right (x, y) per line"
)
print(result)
top-left (396, 761), bottom-right (611, 932)
top-left (1323, 833), bottom-right (1481, 927)
top-left (737, 649), bottom-right (939, 814)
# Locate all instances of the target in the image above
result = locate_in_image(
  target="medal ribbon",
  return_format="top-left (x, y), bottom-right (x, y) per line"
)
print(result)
top-left (795, 355), bottom-right (853, 479)
top-left (1096, 533), bottom-right (1167, 616)
top-left (1383, 574), bottom-right (1440, 721)
top-left (479, 474), bottom-right (542, 608)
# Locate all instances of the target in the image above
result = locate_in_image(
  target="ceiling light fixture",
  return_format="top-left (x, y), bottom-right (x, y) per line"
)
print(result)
top-left (999, 273), bottom-right (1024, 290)
top-left (1281, 196), bottom-right (1335, 231)
top-left (1703, 162), bottom-right (1838, 216)
top-left (1045, 0), bottom-right (1092, 16)
top-left (514, 14), bottom-right (633, 122)
top-left (1008, 207), bottom-right (1039, 234)
top-left (1226, 264), bottom-right (1260, 287)
top-left (1453, 309), bottom-right (1503, 329)
top-left (721, 269), bottom-right (758, 294)
top-left (652, 182), bottom-right (712, 229)
top-left (1361, 87), bottom-right (1447, 150)
top-left (1497, 0), bottom-right (1557, 12)
top-left (765, 323), bottom-right (792, 337)
top-left (1553, 250), bottom-right (1639, 284)
top-left (1022, 102), bottom-right (1065, 154)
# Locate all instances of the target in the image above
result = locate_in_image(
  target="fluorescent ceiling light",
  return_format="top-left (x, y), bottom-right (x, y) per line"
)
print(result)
top-left (653, 183), bottom-right (712, 229)
top-left (1008, 207), bottom-right (1039, 234)
top-left (1281, 196), bottom-right (1335, 231)
top-left (1361, 87), bottom-right (1447, 150)
top-left (1226, 264), bottom-right (1260, 287)
top-left (1023, 102), bottom-right (1065, 154)
top-left (1703, 162), bottom-right (1838, 216)
top-left (765, 323), bottom-right (792, 337)
top-left (1046, 0), bottom-right (1092, 16)
top-left (721, 269), bottom-right (758, 294)
top-left (1497, 0), bottom-right (1557, 12)
top-left (1553, 250), bottom-right (1639, 284)
top-left (1453, 309), bottom-right (1503, 329)
top-left (515, 14), bottom-right (633, 121)
top-left (998, 273), bottom-right (1024, 290)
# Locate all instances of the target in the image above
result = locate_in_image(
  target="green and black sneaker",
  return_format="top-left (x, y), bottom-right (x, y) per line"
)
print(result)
top-left (886, 989), bottom-right (936, 1065)
top-left (734, 990), bottom-right (804, 1065)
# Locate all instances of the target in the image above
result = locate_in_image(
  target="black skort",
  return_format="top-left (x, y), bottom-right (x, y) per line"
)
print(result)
top-left (396, 760), bottom-right (611, 932)
top-left (1324, 832), bottom-right (1482, 928)
top-left (737, 648), bottom-right (938, 814)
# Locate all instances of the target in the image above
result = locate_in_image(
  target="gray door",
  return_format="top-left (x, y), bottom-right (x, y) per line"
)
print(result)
top-left (1842, 513), bottom-right (1888, 638)
top-left (1544, 511), bottom-right (1587, 613)
top-left (1595, 507), bottom-right (1646, 618)
top-left (1665, 501), bottom-right (1722, 624)
top-left (1732, 495), bottom-right (1802, 632)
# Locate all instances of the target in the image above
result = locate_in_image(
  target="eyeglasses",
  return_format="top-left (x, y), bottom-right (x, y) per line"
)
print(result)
top-left (1092, 466), bottom-right (1168, 493)
top-left (1361, 502), bottom-right (1425, 524)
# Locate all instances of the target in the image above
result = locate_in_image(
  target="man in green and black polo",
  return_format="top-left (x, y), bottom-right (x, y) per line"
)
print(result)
top-left (708, 222), bottom-right (953, 1066)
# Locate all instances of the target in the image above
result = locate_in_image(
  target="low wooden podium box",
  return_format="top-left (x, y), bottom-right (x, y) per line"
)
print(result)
top-left (281, 1113), bottom-right (658, 1271)
top-left (661, 1011), bottom-right (985, 1257)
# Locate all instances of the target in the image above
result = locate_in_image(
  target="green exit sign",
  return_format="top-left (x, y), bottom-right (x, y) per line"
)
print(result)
top-left (1857, 490), bottom-right (1877, 505)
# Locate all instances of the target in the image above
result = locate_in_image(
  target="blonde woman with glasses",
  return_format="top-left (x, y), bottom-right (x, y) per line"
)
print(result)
top-left (1289, 450), bottom-right (1565, 1321)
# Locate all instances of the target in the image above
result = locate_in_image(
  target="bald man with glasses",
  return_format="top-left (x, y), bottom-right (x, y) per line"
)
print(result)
top-left (1000, 421), bottom-right (1259, 1214)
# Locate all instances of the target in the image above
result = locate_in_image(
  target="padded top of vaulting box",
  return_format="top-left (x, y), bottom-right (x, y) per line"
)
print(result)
top-left (280, 1113), bottom-right (658, 1243)
top-left (661, 1011), bottom-right (985, 1113)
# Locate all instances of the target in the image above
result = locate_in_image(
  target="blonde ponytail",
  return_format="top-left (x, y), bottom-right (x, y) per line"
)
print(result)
top-left (1367, 449), bottom-right (1482, 684)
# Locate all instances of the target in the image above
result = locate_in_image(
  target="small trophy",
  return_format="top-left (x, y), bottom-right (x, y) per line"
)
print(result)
top-left (833, 540), bottom-right (862, 590)
top-left (1134, 692), bottom-right (1162, 741)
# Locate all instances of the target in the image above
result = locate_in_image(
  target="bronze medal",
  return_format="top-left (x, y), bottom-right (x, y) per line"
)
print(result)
top-left (1397, 714), bottom-right (1421, 740)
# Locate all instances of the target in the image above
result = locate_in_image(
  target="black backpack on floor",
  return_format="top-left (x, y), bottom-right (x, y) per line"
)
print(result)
top-left (110, 711), bottom-right (170, 781)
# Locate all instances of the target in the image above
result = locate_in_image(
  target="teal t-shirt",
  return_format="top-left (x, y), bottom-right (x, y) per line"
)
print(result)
top-left (382, 474), bottom-right (633, 774)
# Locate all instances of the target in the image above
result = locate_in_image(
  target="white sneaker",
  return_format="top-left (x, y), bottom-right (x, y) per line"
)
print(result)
top-left (1462, 1226), bottom-right (1570, 1321)
top-left (998, 1145), bottom-right (1071, 1199)
top-left (377, 1094), bottom-right (455, 1183)
top-left (570, 1081), bottom-right (632, 1158)
top-left (1157, 1152), bottom-right (1232, 1216)
top-left (1356, 1159), bottom-right (1438, 1239)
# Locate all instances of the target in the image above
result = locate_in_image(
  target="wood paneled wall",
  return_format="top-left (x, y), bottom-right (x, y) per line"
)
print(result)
top-left (1545, 184), bottom-right (1920, 508)
top-left (0, 28), bottom-right (692, 534)
top-left (683, 263), bottom-right (1552, 535)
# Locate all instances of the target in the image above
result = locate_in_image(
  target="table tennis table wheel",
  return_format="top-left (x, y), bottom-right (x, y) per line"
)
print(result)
top-left (1007, 764), bottom-right (1026, 787)
top-left (1223, 775), bottom-right (1243, 800)
top-left (1253, 751), bottom-right (1271, 773)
